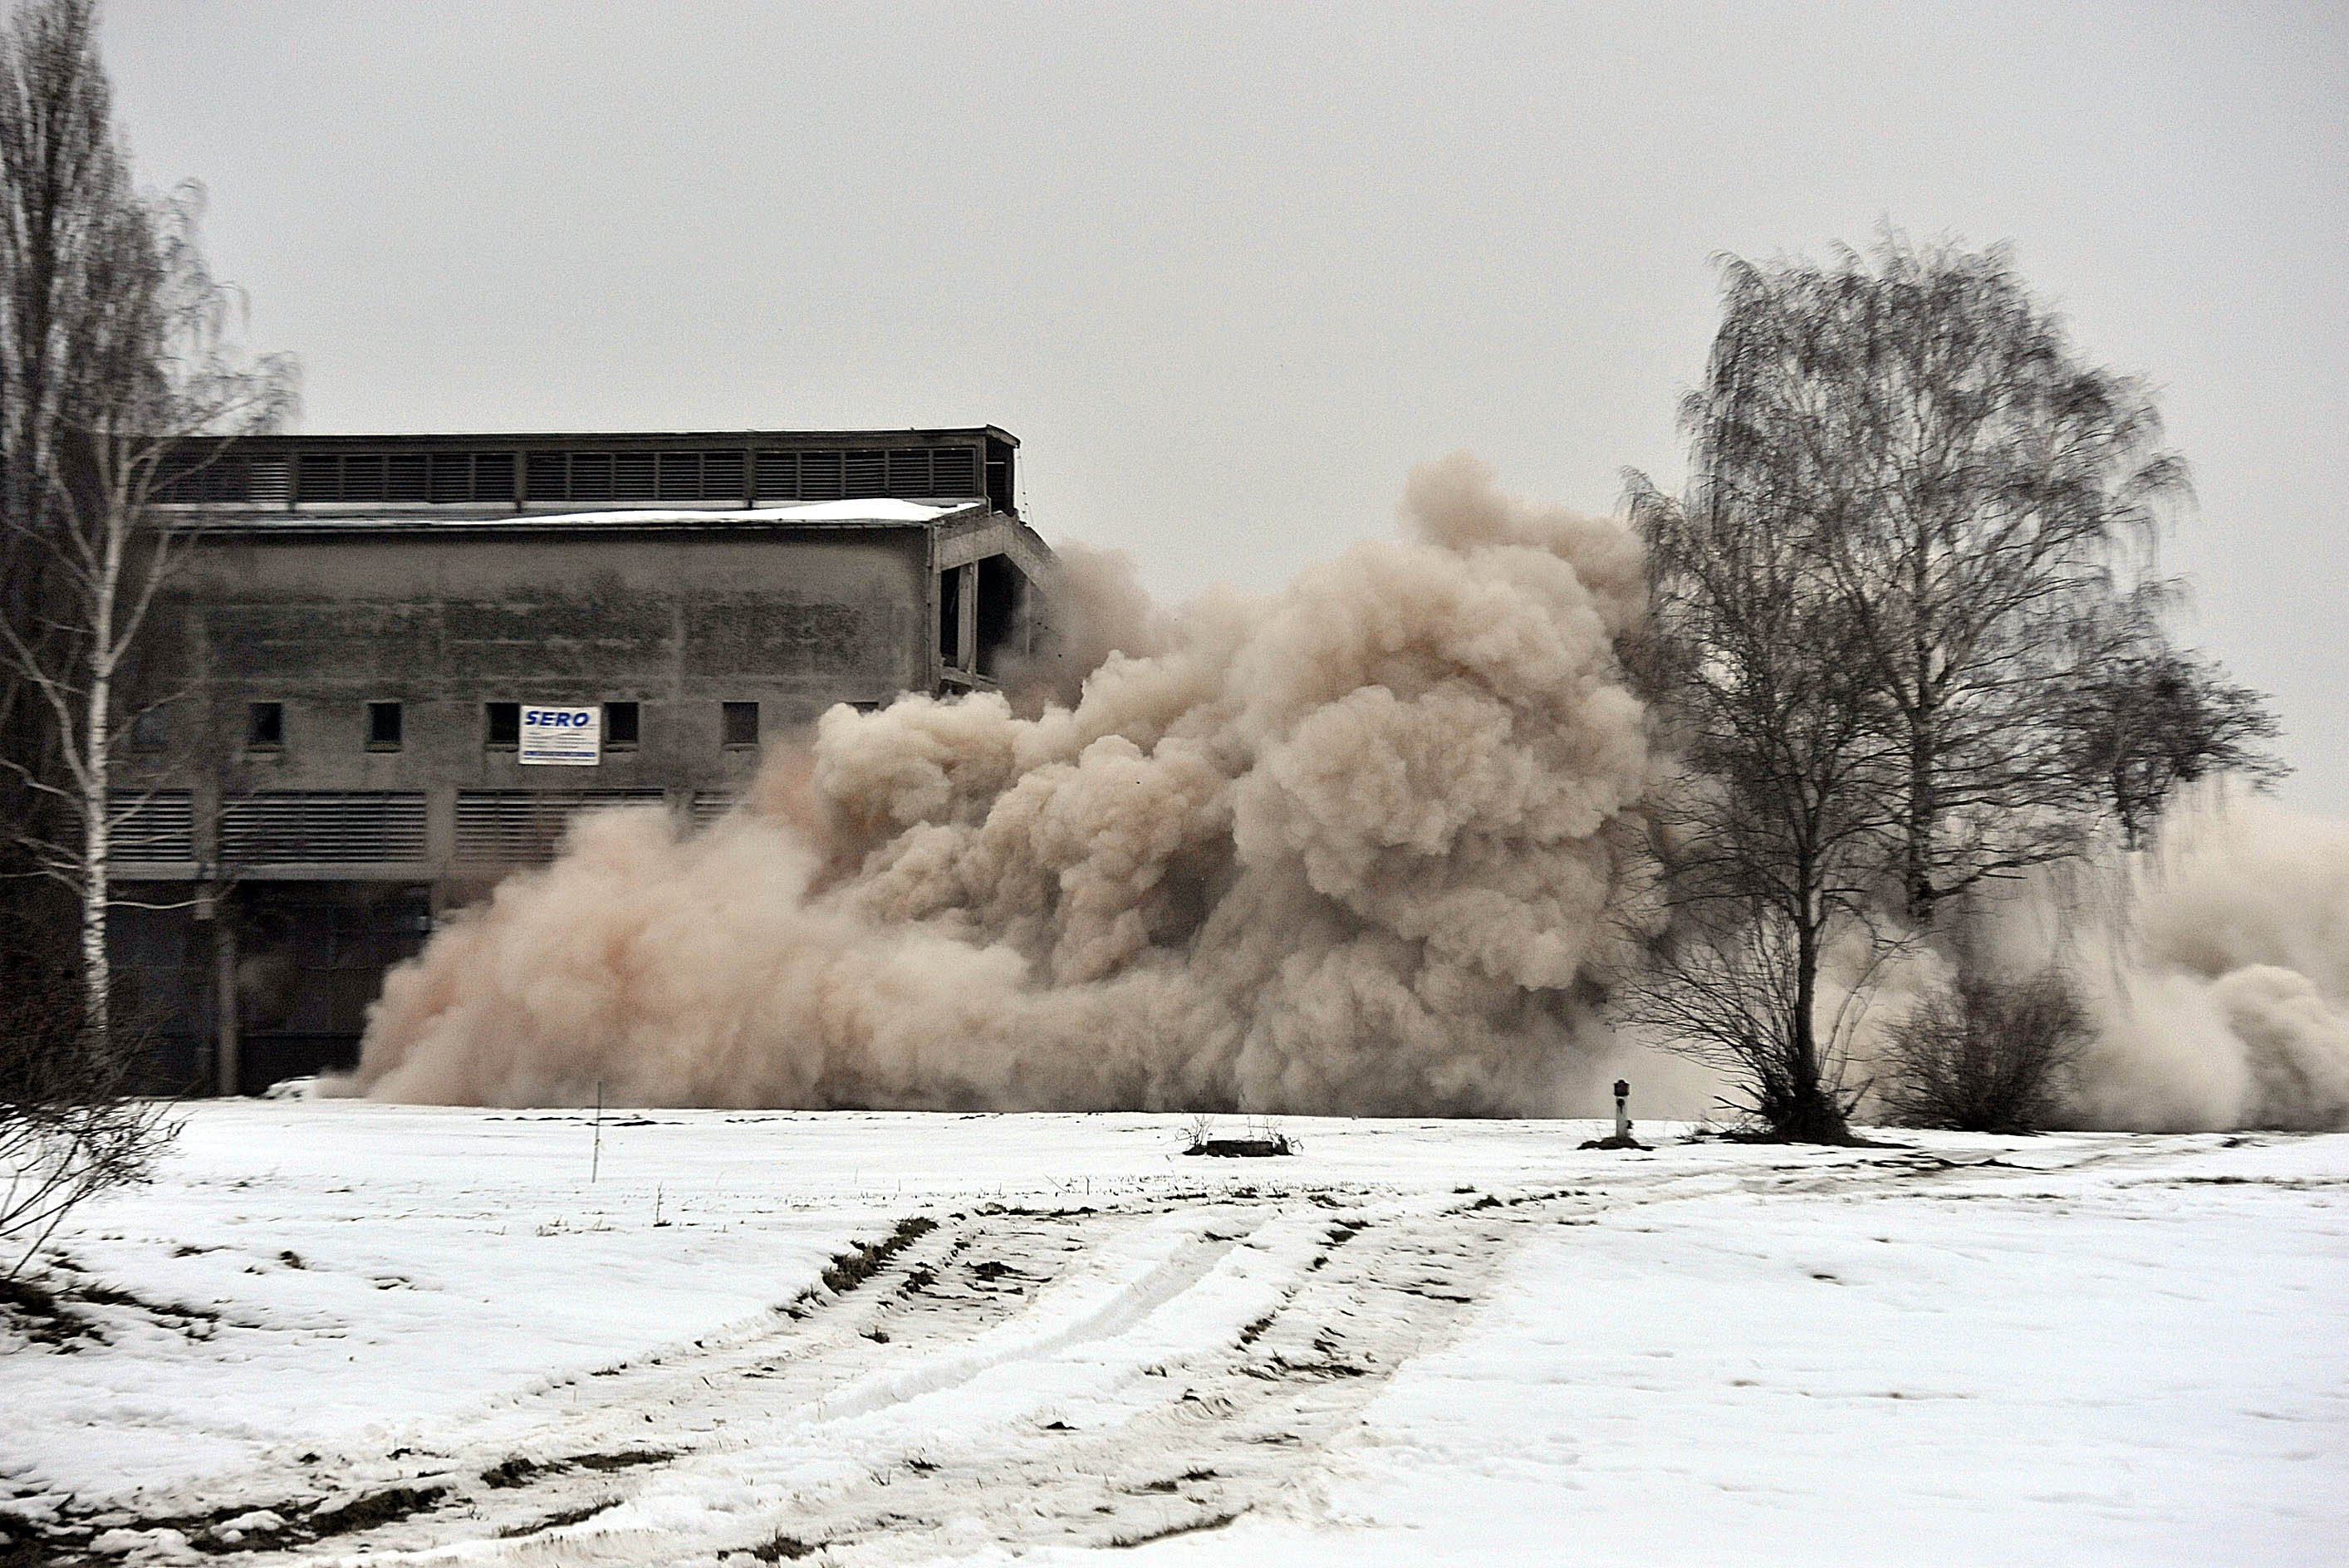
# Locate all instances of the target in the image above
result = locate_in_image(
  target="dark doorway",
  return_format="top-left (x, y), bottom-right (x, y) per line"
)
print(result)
top-left (938, 564), bottom-right (964, 671)
top-left (108, 890), bottom-right (212, 1093)
top-left (230, 883), bottom-right (431, 1091)
top-left (974, 556), bottom-right (1027, 679)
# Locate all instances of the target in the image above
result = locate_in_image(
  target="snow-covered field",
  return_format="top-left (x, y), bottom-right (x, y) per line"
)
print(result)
top-left (4, 1104), bottom-right (2343, 1566)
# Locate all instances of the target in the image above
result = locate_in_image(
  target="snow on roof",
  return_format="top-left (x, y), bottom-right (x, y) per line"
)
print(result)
top-left (519, 498), bottom-right (962, 526)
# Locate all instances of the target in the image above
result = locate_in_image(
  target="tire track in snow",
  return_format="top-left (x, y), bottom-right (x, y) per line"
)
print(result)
top-left (255, 1195), bottom-right (1518, 1565)
top-left (87, 1197), bottom-right (1290, 1562)
top-left (47, 1137), bottom-right (2230, 1563)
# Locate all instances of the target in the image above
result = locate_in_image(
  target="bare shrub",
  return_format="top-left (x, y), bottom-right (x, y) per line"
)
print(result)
top-left (1877, 969), bottom-right (2087, 1133)
top-left (1180, 1116), bottom-right (1297, 1158)
top-left (0, 916), bottom-right (180, 1282)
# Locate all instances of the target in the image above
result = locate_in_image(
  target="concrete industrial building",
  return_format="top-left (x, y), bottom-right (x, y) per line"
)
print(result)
top-left (110, 426), bottom-right (1048, 1093)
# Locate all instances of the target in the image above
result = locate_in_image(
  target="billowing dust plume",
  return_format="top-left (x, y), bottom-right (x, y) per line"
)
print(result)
top-left (346, 458), bottom-right (2346, 1130)
top-left (1987, 791), bottom-right (2349, 1131)
top-left (348, 455), bottom-right (1664, 1115)
top-left (1824, 788), bottom-right (2349, 1133)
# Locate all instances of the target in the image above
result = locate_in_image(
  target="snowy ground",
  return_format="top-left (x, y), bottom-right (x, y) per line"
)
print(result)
top-left (3, 1105), bottom-right (2343, 1566)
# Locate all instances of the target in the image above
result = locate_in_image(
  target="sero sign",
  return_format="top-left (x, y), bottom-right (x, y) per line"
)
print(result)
top-left (519, 704), bottom-right (600, 766)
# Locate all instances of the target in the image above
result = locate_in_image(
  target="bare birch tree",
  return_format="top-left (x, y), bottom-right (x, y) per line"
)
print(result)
top-left (1616, 470), bottom-right (1899, 1142)
top-left (1682, 236), bottom-right (2187, 927)
top-left (4, 202), bottom-right (291, 1041)
top-left (0, 0), bottom-right (291, 1283)
top-left (0, 0), bottom-right (292, 1041)
top-left (0, 0), bottom-right (119, 896)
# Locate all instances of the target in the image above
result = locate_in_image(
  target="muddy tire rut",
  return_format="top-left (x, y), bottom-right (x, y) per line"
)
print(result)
top-left (39, 1191), bottom-right (1557, 1565)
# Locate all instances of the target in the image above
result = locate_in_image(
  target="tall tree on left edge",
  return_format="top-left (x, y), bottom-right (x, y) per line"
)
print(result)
top-left (0, 0), bottom-right (294, 1046)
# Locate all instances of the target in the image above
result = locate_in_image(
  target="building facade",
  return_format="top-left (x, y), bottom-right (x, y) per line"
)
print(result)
top-left (112, 426), bottom-right (1047, 1093)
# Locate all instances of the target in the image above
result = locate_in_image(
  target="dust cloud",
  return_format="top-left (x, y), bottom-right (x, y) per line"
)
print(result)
top-left (348, 456), bottom-right (1663, 1115)
top-left (2008, 792), bottom-right (2349, 1132)
top-left (346, 462), bottom-right (2347, 1130)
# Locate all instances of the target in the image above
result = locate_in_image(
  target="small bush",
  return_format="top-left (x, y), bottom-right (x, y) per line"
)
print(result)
top-left (1180, 1116), bottom-right (1297, 1158)
top-left (0, 927), bottom-right (180, 1283)
top-left (1878, 968), bottom-right (2087, 1133)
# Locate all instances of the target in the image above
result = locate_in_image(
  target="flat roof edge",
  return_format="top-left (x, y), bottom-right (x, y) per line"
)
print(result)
top-left (178, 425), bottom-right (1019, 448)
top-left (194, 500), bottom-right (992, 537)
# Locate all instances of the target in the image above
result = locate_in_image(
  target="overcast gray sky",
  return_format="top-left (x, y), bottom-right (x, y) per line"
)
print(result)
top-left (103, 1), bottom-right (2347, 812)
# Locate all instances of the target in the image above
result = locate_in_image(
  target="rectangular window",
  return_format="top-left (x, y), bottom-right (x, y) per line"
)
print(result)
top-left (484, 702), bottom-right (520, 749)
top-left (721, 701), bottom-right (759, 748)
top-left (798, 450), bottom-right (843, 499)
top-left (604, 701), bottom-right (640, 748)
top-left (367, 700), bottom-right (403, 751)
top-left (246, 701), bottom-right (283, 751)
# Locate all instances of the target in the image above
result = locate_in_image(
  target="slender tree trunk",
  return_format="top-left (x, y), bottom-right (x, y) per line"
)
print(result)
top-left (78, 509), bottom-right (120, 1044)
top-left (1905, 730), bottom-right (1937, 927)
top-left (1905, 561), bottom-right (1940, 926)
top-left (79, 679), bottom-right (109, 1043)
top-left (1792, 906), bottom-right (1819, 1105)
top-left (1784, 903), bottom-right (1848, 1141)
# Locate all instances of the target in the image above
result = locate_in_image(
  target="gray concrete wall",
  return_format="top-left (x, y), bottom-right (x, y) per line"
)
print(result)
top-left (111, 509), bottom-right (1047, 1090)
top-left (133, 522), bottom-right (934, 822)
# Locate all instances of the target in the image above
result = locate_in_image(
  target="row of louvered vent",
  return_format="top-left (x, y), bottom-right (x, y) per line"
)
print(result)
top-left (456, 790), bottom-right (665, 862)
top-left (525, 446), bottom-right (979, 503)
top-left (113, 791), bottom-right (195, 860)
top-left (157, 452), bottom-right (512, 505)
top-left (220, 792), bottom-right (428, 863)
top-left (293, 452), bottom-right (518, 505)
top-left (155, 457), bottom-right (292, 505)
top-left (162, 447), bottom-right (981, 505)
top-left (524, 450), bottom-right (744, 502)
top-left (115, 789), bottom-right (737, 864)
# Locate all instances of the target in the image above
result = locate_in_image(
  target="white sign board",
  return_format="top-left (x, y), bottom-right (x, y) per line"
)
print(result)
top-left (519, 704), bottom-right (600, 766)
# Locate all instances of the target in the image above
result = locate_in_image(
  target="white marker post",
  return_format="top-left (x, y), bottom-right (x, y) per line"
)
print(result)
top-left (1614, 1078), bottom-right (1631, 1143)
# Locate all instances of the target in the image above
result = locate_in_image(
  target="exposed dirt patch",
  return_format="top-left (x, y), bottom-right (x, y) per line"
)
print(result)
top-left (1108, 1508), bottom-right (1242, 1547)
top-left (0, 1273), bottom-right (93, 1347)
top-left (0, 1270), bottom-right (224, 1349)
top-left (567, 1449), bottom-right (674, 1473)
top-left (497, 1500), bottom-right (612, 1537)
top-left (792, 1216), bottom-right (939, 1312)
top-left (480, 1456), bottom-right (553, 1489)
top-left (61, 1481), bottom-right (457, 1558)
top-left (308, 1482), bottom-right (453, 1537)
